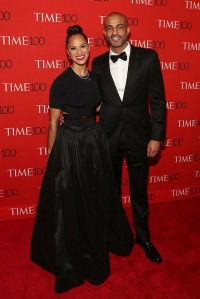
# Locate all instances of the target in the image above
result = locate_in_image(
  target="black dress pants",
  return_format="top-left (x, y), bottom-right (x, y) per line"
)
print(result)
top-left (111, 129), bottom-right (150, 243)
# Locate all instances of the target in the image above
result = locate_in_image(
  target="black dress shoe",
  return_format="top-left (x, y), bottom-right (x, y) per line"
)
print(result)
top-left (135, 239), bottom-right (162, 263)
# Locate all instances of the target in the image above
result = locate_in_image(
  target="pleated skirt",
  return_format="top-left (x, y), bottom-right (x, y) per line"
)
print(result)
top-left (30, 117), bottom-right (134, 293)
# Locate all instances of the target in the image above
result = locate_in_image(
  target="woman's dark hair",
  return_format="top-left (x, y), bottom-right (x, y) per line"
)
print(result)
top-left (65, 25), bottom-right (88, 46)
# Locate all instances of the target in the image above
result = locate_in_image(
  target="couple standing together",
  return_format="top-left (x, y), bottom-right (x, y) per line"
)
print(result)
top-left (31, 12), bottom-right (166, 293)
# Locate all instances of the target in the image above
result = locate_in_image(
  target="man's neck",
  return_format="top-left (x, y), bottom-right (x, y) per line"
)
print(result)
top-left (110, 42), bottom-right (129, 54)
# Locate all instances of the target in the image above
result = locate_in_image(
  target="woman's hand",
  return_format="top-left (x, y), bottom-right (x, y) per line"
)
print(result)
top-left (47, 108), bottom-right (61, 155)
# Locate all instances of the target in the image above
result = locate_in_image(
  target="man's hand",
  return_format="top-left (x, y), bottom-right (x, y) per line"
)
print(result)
top-left (96, 103), bottom-right (101, 113)
top-left (147, 140), bottom-right (161, 158)
top-left (58, 111), bottom-right (64, 126)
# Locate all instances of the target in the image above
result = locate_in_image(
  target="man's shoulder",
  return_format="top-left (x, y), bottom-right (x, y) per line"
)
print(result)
top-left (92, 51), bottom-right (109, 63)
top-left (131, 45), bottom-right (156, 56)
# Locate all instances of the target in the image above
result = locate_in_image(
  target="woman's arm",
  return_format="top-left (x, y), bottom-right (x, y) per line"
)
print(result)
top-left (47, 108), bottom-right (61, 155)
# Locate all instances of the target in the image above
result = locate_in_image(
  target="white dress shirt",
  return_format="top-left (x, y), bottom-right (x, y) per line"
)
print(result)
top-left (109, 42), bottom-right (131, 101)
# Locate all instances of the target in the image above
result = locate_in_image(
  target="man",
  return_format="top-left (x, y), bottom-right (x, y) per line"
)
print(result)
top-left (92, 12), bottom-right (166, 263)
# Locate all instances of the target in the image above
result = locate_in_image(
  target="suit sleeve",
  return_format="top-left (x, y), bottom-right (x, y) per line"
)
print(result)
top-left (149, 51), bottom-right (166, 141)
top-left (91, 58), bottom-right (99, 76)
top-left (91, 58), bottom-right (101, 86)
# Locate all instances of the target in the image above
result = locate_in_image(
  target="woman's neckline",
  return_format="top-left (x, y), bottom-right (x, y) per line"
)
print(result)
top-left (70, 66), bottom-right (89, 80)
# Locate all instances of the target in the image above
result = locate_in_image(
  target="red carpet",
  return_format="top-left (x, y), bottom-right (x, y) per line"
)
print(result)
top-left (0, 198), bottom-right (200, 299)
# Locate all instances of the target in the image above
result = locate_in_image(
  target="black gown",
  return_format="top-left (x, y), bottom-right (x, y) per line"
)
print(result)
top-left (30, 68), bottom-right (134, 293)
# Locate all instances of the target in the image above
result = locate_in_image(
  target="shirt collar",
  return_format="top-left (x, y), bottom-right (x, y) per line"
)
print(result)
top-left (109, 42), bottom-right (131, 57)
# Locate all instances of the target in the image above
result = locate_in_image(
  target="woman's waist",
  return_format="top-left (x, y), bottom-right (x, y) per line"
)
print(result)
top-left (62, 115), bottom-right (96, 130)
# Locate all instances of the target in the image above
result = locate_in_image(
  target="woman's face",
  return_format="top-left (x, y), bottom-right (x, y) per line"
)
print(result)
top-left (67, 34), bottom-right (89, 66)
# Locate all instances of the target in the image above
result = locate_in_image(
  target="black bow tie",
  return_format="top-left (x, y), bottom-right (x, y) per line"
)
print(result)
top-left (110, 51), bottom-right (127, 63)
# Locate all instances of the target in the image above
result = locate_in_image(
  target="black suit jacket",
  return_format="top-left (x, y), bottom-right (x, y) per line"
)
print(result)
top-left (92, 45), bottom-right (166, 156)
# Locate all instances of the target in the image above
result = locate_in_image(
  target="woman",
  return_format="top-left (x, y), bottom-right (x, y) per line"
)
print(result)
top-left (30, 25), bottom-right (134, 294)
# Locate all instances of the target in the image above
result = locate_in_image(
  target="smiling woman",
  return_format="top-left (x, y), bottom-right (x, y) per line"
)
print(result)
top-left (66, 25), bottom-right (90, 75)
top-left (30, 25), bottom-right (134, 294)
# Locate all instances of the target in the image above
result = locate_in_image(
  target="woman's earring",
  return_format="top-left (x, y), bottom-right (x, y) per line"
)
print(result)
top-left (67, 51), bottom-right (70, 60)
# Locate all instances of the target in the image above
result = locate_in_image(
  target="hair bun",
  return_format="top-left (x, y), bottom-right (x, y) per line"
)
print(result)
top-left (65, 25), bottom-right (88, 46)
top-left (67, 25), bottom-right (83, 35)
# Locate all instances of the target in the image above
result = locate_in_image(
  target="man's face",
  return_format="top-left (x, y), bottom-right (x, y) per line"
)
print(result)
top-left (103, 14), bottom-right (130, 53)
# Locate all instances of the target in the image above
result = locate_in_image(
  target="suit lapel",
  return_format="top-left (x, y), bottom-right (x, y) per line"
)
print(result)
top-left (123, 46), bottom-right (138, 102)
top-left (102, 53), bottom-right (122, 105)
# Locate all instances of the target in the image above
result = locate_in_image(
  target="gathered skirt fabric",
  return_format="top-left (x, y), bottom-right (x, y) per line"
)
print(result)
top-left (30, 117), bottom-right (134, 293)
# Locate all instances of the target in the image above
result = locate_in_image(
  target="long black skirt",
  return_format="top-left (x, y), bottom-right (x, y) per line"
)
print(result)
top-left (30, 117), bottom-right (134, 293)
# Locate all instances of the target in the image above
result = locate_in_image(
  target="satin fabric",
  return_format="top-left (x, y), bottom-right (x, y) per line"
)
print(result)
top-left (31, 117), bottom-right (134, 293)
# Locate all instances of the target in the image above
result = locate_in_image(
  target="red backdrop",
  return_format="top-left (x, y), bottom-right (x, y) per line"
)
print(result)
top-left (1, 0), bottom-right (200, 220)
